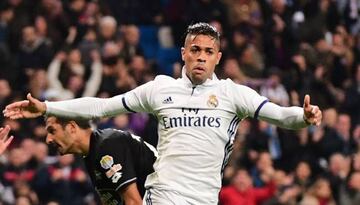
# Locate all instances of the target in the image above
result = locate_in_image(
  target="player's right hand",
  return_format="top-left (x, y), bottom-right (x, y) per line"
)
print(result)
top-left (3, 93), bottom-right (46, 119)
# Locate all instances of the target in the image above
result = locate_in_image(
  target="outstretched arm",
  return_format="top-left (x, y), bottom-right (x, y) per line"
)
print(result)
top-left (4, 80), bottom-right (155, 120)
top-left (0, 125), bottom-right (13, 155)
top-left (3, 93), bottom-right (127, 120)
top-left (3, 94), bottom-right (47, 119)
top-left (258, 94), bottom-right (322, 129)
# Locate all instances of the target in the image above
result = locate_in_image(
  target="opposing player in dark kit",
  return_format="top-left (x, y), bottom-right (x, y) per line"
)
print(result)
top-left (44, 116), bottom-right (157, 205)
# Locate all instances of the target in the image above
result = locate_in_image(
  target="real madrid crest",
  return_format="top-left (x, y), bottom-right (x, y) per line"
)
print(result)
top-left (207, 94), bottom-right (218, 108)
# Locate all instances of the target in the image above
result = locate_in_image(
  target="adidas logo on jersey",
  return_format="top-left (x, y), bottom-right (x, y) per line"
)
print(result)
top-left (162, 96), bottom-right (173, 104)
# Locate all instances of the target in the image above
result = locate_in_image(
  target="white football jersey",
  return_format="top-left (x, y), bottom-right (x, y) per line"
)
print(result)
top-left (122, 71), bottom-right (267, 204)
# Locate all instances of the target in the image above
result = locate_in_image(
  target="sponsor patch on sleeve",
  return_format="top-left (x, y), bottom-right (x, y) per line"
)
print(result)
top-left (100, 155), bottom-right (114, 169)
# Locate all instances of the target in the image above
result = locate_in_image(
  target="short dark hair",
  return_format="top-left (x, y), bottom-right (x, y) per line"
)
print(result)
top-left (45, 116), bottom-right (91, 129)
top-left (184, 22), bottom-right (220, 43)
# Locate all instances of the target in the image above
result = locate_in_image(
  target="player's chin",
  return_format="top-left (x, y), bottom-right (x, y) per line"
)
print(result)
top-left (55, 145), bottom-right (66, 155)
top-left (191, 74), bottom-right (207, 85)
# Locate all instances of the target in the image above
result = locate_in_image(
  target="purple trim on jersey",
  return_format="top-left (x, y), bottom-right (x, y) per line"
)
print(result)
top-left (122, 97), bottom-right (136, 113)
top-left (146, 189), bottom-right (152, 205)
top-left (221, 116), bottom-right (241, 175)
top-left (254, 99), bottom-right (269, 120)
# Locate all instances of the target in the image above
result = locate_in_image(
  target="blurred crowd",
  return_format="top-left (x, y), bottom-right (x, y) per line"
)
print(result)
top-left (0, 0), bottom-right (359, 205)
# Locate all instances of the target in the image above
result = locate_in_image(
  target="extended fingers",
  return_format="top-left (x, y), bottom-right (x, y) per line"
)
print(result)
top-left (0, 125), bottom-right (10, 140)
top-left (8, 113), bottom-right (25, 120)
top-left (314, 109), bottom-right (322, 126)
top-left (4, 100), bottom-right (29, 110)
top-left (3, 100), bottom-right (29, 117)
top-left (311, 106), bottom-right (319, 115)
top-left (3, 135), bottom-right (14, 146)
top-left (3, 109), bottom-right (24, 119)
top-left (309, 106), bottom-right (322, 126)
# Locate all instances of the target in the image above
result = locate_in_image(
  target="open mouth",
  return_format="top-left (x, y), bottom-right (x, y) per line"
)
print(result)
top-left (193, 66), bottom-right (205, 73)
top-left (49, 142), bottom-right (62, 153)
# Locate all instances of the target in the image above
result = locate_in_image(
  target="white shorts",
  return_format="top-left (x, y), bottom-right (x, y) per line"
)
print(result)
top-left (143, 188), bottom-right (190, 205)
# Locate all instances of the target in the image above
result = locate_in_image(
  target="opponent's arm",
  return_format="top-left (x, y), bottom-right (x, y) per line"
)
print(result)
top-left (119, 182), bottom-right (143, 205)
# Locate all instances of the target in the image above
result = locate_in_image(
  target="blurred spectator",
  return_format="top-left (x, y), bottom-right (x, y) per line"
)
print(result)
top-left (263, 169), bottom-right (301, 205)
top-left (329, 26), bottom-right (354, 89)
top-left (13, 180), bottom-right (39, 205)
top-left (97, 15), bottom-right (119, 46)
top-left (294, 161), bottom-right (314, 196)
top-left (128, 55), bottom-right (152, 85)
top-left (260, 67), bottom-right (289, 106)
top-left (46, 49), bottom-right (102, 100)
top-left (220, 168), bottom-right (276, 205)
top-left (17, 25), bottom-right (53, 75)
top-left (241, 120), bottom-right (271, 169)
top-left (342, 64), bottom-right (360, 127)
top-left (250, 151), bottom-right (276, 187)
top-left (300, 177), bottom-right (336, 205)
top-left (120, 24), bottom-right (143, 63)
top-left (222, 57), bottom-right (248, 84)
top-left (1, 147), bottom-right (36, 186)
top-left (339, 171), bottom-right (360, 205)
top-left (0, 3), bottom-right (14, 43)
top-left (315, 113), bottom-right (357, 160)
top-left (32, 155), bottom-right (93, 205)
top-left (27, 70), bottom-right (48, 100)
top-left (78, 27), bottom-right (100, 67)
top-left (262, 0), bottom-right (295, 70)
top-left (324, 153), bottom-right (351, 203)
top-left (306, 63), bottom-right (337, 109)
top-left (224, 0), bottom-right (262, 29)
top-left (343, 0), bottom-right (360, 35)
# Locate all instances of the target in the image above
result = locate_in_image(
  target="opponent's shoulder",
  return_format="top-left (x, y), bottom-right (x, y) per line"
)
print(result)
top-left (95, 129), bottom-right (131, 148)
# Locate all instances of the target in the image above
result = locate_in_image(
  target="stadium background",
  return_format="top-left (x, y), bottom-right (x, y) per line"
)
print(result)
top-left (0, 0), bottom-right (359, 204)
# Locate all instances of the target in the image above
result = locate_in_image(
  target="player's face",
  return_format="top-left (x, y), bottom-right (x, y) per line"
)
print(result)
top-left (45, 117), bottom-right (75, 155)
top-left (181, 34), bottom-right (222, 85)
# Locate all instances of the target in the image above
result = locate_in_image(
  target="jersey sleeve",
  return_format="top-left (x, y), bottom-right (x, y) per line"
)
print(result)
top-left (46, 80), bottom-right (155, 119)
top-left (122, 79), bottom-right (155, 113)
top-left (228, 80), bottom-right (308, 129)
top-left (97, 133), bottom-right (137, 191)
top-left (228, 80), bottom-right (268, 119)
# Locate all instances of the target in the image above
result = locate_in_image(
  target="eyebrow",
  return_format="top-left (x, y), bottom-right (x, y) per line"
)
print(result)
top-left (190, 45), bottom-right (216, 51)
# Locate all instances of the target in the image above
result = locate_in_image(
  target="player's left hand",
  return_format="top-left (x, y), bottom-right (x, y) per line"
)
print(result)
top-left (0, 125), bottom-right (13, 155)
top-left (303, 94), bottom-right (322, 126)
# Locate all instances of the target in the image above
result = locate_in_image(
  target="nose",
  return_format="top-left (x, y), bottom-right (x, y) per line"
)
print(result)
top-left (197, 51), bottom-right (206, 63)
top-left (46, 134), bottom-right (53, 144)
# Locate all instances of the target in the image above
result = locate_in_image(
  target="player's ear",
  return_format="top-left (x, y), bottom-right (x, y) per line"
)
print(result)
top-left (67, 121), bottom-right (78, 133)
top-left (216, 52), bottom-right (222, 65)
top-left (181, 47), bottom-right (185, 61)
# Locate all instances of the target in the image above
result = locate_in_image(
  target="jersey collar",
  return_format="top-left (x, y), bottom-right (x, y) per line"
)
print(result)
top-left (181, 66), bottom-right (219, 87)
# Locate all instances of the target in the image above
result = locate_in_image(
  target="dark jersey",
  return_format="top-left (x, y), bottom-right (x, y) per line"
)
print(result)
top-left (84, 129), bottom-right (157, 205)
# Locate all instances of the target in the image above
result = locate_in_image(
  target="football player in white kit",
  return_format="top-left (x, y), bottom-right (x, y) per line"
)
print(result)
top-left (4, 22), bottom-right (322, 205)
